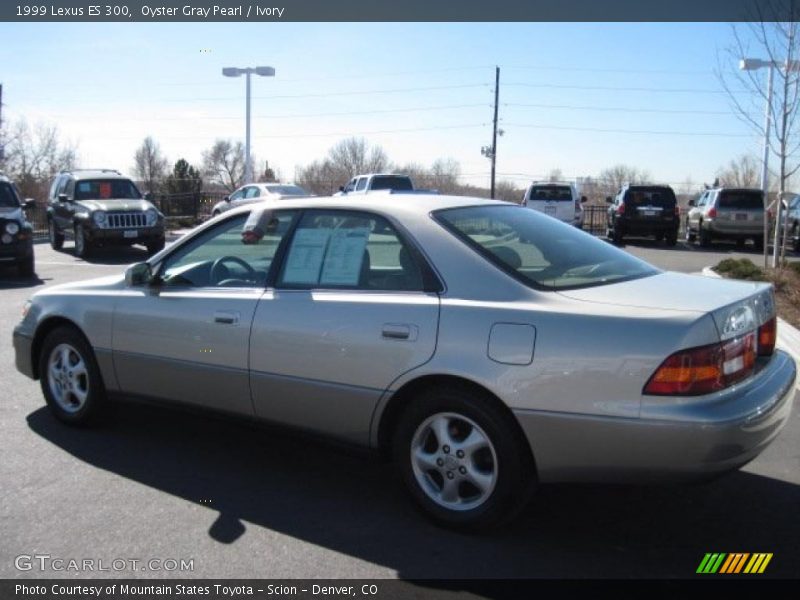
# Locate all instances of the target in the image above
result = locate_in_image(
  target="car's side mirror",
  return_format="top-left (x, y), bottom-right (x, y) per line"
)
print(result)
top-left (223, 195), bottom-right (230, 202)
top-left (688, 199), bottom-right (695, 207)
top-left (125, 262), bottom-right (153, 287)
top-left (58, 193), bottom-right (71, 203)
top-left (338, 186), bottom-right (345, 193)
top-left (605, 196), bottom-right (613, 204)
top-left (580, 196), bottom-right (588, 203)
top-left (23, 198), bottom-right (36, 209)
top-left (144, 192), bottom-right (154, 201)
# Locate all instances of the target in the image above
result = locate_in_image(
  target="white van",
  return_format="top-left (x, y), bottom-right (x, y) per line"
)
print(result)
top-left (522, 182), bottom-right (585, 228)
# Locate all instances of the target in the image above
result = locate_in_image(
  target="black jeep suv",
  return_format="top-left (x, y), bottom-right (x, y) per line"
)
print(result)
top-left (606, 184), bottom-right (680, 246)
top-left (47, 169), bottom-right (165, 258)
top-left (0, 173), bottom-right (35, 276)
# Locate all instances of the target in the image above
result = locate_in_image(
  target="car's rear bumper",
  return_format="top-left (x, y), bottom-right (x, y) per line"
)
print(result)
top-left (616, 219), bottom-right (678, 235)
top-left (514, 350), bottom-right (796, 483)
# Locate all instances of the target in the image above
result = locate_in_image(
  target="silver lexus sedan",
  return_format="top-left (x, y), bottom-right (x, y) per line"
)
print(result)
top-left (13, 195), bottom-right (796, 530)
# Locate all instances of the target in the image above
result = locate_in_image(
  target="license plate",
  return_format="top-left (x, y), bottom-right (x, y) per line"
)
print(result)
top-left (735, 213), bottom-right (748, 221)
top-left (545, 206), bottom-right (557, 215)
top-left (643, 210), bottom-right (656, 217)
top-left (123, 230), bottom-right (138, 239)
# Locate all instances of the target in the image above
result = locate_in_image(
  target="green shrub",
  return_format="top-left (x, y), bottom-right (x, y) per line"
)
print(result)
top-left (713, 258), bottom-right (765, 281)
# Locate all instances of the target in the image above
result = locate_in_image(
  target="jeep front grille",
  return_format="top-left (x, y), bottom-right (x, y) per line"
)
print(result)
top-left (105, 213), bottom-right (147, 229)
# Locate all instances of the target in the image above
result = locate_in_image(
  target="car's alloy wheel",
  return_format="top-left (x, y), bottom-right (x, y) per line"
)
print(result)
top-left (394, 386), bottom-right (535, 530)
top-left (39, 326), bottom-right (105, 425)
top-left (685, 221), bottom-right (696, 243)
top-left (49, 220), bottom-right (64, 250)
top-left (410, 412), bottom-right (498, 512)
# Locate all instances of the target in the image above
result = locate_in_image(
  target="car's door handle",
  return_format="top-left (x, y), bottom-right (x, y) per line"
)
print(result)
top-left (382, 323), bottom-right (418, 341)
top-left (214, 310), bottom-right (240, 325)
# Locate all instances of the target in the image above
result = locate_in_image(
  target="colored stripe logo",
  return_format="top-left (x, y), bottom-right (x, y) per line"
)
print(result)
top-left (697, 553), bottom-right (773, 574)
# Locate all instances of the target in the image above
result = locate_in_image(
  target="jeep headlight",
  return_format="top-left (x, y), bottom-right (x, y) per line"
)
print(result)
top-left (93, 211), bottom-right (106, 226)
top-left (5, 222), bottom-right (19, 235)
top-left (145, 208), bottom-right (158, 226)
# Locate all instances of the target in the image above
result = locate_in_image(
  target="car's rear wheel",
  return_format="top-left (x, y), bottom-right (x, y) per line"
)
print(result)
top-left (393, 385), bottom-right (534, 531)
top-left (699, 227), bottom-right (712, 247)
top-left (73, 224), bottom-right (91, 258)
top-left (792, 224), bottom-right (799, 253)
top-left (736, 238), bottom-right (746, 249)
top-left (685, 221), bottom-right (696, 243)
top-left (611, 225), bottom-right (624, 245)
top-left (39, 326), bottom-right (106, 426)
top-left (654, 232), bottom-right (665, 242)
top-left (665, 230), bottom-right (678, 246)
top-left (49, 219), bottom-right (64, 250)
top-left (754, 235), bottom-right (765, 251)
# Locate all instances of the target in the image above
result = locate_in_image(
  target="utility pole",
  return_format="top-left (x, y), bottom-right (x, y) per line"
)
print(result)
top-left (490, 66), bottom-right (499, 199)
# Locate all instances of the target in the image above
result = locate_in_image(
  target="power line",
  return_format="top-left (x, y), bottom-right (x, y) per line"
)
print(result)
top-left (253, 123), bottom-right (488, 139)
top-left (504, 82), bottom-right (753, 94)
top-left (504, 122), bottom-right (750, 137)
top-left (505, 65), bottom-right (711, 75)
top-left (503, 102), bottom-right (732, 115)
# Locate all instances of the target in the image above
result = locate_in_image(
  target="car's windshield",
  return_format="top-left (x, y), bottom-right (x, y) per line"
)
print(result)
top-left (0, 182), bottom-right (20, 208)
top-left (719, 191), bottom-right (763, 211)
top-left (267, 185), bottom-right (307, 196)
top-left (528, 185), bottom-right (573, 201)
top-left (74, 179), bottom-right (141, 201)
top-left (371, 176), bottom-right (413, 191)
top-left (435, 204), bottom-right (659, 291)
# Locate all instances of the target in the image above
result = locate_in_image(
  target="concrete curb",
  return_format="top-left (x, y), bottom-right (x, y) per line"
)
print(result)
top-left (699, 265), bottom-right (800, 380)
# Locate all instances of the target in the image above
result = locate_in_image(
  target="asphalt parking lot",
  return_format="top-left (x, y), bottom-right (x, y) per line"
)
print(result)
top-left (1, 238), bottom-right (798, 580)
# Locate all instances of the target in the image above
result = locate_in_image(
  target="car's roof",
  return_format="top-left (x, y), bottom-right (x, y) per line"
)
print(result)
top-left (226, 193), bottom-right (510, 216)
top-left (65, 170), bottom-right (130, 181)
top-left (709, 187), bottom-right (763, 192)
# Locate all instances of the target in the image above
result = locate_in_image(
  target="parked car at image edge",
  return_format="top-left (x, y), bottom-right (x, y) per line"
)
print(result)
top-left (685, 187), bottom-right (765, 249)
top-left (13, 193), bottom-right (796, 530)
top-left (335, 173), bottom-right (415, 195)
top-left (521, 181), bottom-right (586, 228)
top-left (606, 184), bottom-right (680, 246)
top-left (0, 172), bottom-right (36, 276)
top-left (46, 169), bottom-right (166, 258)
top-left (211, 182), bottom-right (311, 216)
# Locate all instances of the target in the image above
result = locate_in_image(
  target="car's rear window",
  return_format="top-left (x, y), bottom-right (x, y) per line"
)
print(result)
top-left (74, 179), bottom-right (141, 200)
top-left (624, 187), bottom-right (676, 208)
top-left (370, 176), bottom-right (413, 191)
top-left (528, 185), bottom-right (573, 201)
top-left (719, 191), bottom-right (764, 210)
top-left (0, 183), bottom-right (20, 208)
top-left (435, 204), bottom-right (659, 291)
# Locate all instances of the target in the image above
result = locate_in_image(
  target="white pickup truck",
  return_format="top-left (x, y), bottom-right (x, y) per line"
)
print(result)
top-left (336, 173), bottom-right (415, 195)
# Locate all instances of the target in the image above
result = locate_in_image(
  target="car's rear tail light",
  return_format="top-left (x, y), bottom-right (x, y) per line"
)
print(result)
top-left (758, 317), bottom-right (777, 356)
top-left (616, 203), bottom-right (625, 215)
top-left (674, 205), bottom-right (680, 216)
top-left (708, 207), bottom-right (717, 218)
top-left (644, 333), bottom-right (756, 396)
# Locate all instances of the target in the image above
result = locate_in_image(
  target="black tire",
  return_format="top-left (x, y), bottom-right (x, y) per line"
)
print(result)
top-left (699, 227), bottom-right (712, 248)
top-left (17, 254), bottom-right (35, 277)
top-left (146, 238), bottom-right (165, 256)
top-left (735, 238), bottom-right (746, 249)
top-left (49, 219), bottom-right (65, 250)
top-left (612, 227), bottom-right (624, 245)
top-left (792, 225), bottom-right (799, 253)
top-left (685, 221), bottom-right (696, 243)
top-left (754, 236), bottom-right (765, 252)
top-left (38, 325), bottom-right (106, 426)
top-left (665, 230), bottom-right (678, 247)
top-left (392, 384), bottom-right (535, 531)
top-left (73, 223), bottom-right (91, 258)
top-left (654, 232), bottom-right (665, 242)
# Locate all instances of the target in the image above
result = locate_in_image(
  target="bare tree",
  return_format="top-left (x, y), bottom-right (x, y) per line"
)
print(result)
top-left (718, 3), bottom-right (800, 264)
top-left (202, 139), bottom-right (247, 192)
top-left (494, 180), bottom-right (524, 204)
top-left (597, 164), bottom-right (650, 199)
top-left (547, 168), bottom-right (563, 182)
top-left (133, 136), bottom-right (168, 194)
top-left (327, 137), bottom-right (389, 182)
top-left (0, 118), bottom-right (77, 201)
top-left (715, 154), bottom-right (761, 187)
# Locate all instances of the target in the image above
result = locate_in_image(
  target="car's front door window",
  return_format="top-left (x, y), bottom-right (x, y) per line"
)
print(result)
top-left (159, 210), bottom-right (295, 288)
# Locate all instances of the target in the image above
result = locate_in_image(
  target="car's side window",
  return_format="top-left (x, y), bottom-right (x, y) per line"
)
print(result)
top-left (229, 189), bottom-right (245, 203)
top-left (159, 210), bottom-right (296, 288)
top-left (245, 186), bottom-right (261, 199)
top-left (277, 210), bottom-right (425, 291)
top-left (356, 177), bottom-right (368, 192)
top-left (56, 177), bottom-right (69, 198)
top-left (343, 179), bottom-right (356, 193)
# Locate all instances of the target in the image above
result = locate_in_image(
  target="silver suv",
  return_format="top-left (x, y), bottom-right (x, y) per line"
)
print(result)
top-left (685, 188), bottom-right (765, 249)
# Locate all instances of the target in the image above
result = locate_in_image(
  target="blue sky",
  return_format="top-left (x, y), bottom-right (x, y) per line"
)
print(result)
top-left (0, 22), bottom-right (770, 191)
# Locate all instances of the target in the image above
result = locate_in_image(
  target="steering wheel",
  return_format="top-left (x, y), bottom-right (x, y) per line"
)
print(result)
top-left (210, 256), bottom-right (257, 286)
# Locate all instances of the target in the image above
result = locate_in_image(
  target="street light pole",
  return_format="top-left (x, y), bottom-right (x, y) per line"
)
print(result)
top-left (222, 65), bottom-right (276, 185)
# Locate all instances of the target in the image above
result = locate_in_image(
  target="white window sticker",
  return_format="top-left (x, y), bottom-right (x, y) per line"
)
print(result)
top-left (282, 228), bottom-right (331, 284)
top-left (320, 228), bottom-right (370, 285)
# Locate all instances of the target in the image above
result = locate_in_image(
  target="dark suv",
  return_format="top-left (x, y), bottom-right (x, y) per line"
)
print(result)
top-left (0, 173), bottom-right (36, 276)
top-left (47, 169), bottom-right (165, 258)
top-left (606, 184), bottom-right (679, 246)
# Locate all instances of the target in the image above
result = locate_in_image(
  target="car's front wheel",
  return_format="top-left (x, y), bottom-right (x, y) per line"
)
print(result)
top-left (393, 385), bottom-right (534, 531)
top-left (39, 326), bottom-right (106, 425)
top-left (17, 254), bottom-right (34, 277)
top-left (49, 219), bottom-right (64, 250)
top-left (73, 223), bottom-right (91, 258)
